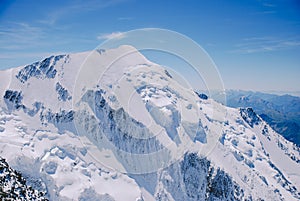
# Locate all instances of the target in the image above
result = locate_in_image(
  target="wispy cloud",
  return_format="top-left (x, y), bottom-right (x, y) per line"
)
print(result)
top-left (118, 17), bottom-right (133, 21)
top-left (256, 10), bottom-right (276, 14)
top-left (0, 22), bottom-right (45, 50)
top-left (97, 31), bottom-right (126, 40)
top-left (70, 0), bottom-right (127, 11)
top-left (36, 11), bottom-right (63, 26)
top-left (252, 10), bottom-right (277, 15)
top-left (230, 36), bottom-right (300, 54)
top-left (262, 3), bottom-right (276, 7)
top-left (37, 0), bottom-right (129, 26)
top-left (252, 0), bottom-right (277, 15)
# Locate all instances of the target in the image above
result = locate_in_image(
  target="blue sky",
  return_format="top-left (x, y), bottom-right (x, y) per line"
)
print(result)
top-left (0, 0), bottom-right (299, 92)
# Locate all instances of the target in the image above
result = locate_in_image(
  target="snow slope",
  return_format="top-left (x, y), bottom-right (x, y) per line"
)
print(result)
top-left (0, 45), bottom-right (299, 200)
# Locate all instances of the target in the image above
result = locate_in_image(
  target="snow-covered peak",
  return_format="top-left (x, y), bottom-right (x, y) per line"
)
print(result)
top-left (0, 46), bottom-right (299, 200)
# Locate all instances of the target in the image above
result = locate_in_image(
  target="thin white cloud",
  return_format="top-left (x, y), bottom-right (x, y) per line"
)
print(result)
top-left (230, 36), bottom-right (300, 54)
top-left (253, 10), bottom-right (277, 15)
top-left (97, 31), bottom-right (126, 40)
top-left (118, 17), bottom-right (133, 21)
top-left (252, 1), bottom-right (277, 15)
top-left (261, 10), bottom-right (276, 14)
top-left (70, 0), bottom-right (128, 11)
top-left (36, 12), bottom-right (61, 26)
top-left (262, 2), bottom-right (276, 7)
top-left (0, 22), bottom-right (45, 50)
top-left (37, 0), bottom-right (129, 26)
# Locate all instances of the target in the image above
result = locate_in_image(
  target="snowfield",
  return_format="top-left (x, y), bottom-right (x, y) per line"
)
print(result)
top-left (0, 45), bottom-right (299, 200)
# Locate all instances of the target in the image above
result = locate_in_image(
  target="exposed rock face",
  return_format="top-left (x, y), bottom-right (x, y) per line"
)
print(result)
top-left (16, 55), bottom-right (65, 83)
top-left (0, 157), bottom-right (48, 201)
top-left (240, 107), bottom-right (261, 127)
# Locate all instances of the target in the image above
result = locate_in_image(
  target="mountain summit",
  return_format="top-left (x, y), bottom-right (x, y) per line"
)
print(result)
top-left (0, 46), bottom-right (299, 200)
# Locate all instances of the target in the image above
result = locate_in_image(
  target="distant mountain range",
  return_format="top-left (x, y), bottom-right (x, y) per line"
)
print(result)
top-left (211, 90), bottom-right (300, 146)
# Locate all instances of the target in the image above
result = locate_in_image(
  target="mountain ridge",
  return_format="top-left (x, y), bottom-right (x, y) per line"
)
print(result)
top-left (211, 90), bottom-right (300, 146)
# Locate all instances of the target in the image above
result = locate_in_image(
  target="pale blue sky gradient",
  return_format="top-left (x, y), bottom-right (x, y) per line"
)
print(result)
top-left (0, 0), bottom-right (299, 91)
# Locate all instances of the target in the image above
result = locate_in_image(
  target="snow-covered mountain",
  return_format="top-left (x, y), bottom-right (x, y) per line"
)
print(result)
top-left (0, 45), bottom-right (299, 200)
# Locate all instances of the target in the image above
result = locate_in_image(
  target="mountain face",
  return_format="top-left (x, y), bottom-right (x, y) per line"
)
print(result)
top-left (215, 90), bottom-right (300, 146)
top-left (0, 46), bottom-right (299, 200)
